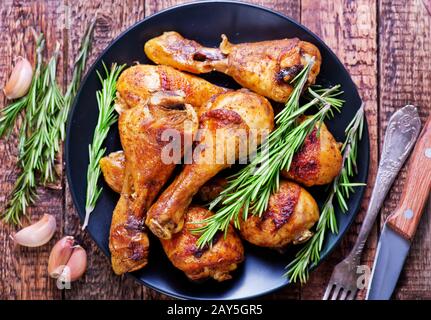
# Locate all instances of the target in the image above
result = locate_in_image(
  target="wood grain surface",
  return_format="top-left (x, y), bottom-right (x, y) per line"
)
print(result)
top-left (379, 0), bottom-right (431, 299)
top-left (0, 0), bottom-right (429, 300)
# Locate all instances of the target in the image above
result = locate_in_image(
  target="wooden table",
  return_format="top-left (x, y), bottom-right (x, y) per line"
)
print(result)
top-left (0, 0), bottom-right (430, 300)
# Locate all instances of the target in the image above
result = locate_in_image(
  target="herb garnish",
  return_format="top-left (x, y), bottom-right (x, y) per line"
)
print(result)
top-left (41, 19), bottom-right (96, 184)
top-left (2, 43), bottom-right (63, 224)
top-left (1, 21), bottom-right (95, 225)
top-left (82, 62), bottom-right (125, 230)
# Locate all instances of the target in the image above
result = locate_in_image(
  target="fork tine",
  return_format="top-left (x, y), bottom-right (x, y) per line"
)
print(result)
top-left (339, 289), bottom-right (348, 300)
top-left (331, 285), bottom-right (341, 300)
top-left (347, 289), bottom-right (357, 300)
top-left (323, 284), bottom-right (334, 300)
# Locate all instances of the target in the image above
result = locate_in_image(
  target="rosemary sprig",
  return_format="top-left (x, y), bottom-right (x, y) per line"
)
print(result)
top-left (284, 105), bottom-right (365, 283)
top-left (2, 43), bottom-right (63, 224)
top-left (40, 19), bottom-right (96, 184)
top-left (0, 33), bottom-right (45, 138)
top-left (1, 20), bottom-right (95, 224)
top-left (193, 62), bottom-right (344, 248)
top-left (60, 17), bottom-right (96, 140)
top-left (82, 62), bottom-right (125, 230)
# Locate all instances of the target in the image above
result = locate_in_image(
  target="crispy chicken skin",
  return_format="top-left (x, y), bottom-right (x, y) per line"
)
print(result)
top-left (144, 31), bottom-right (321, 102)
top-left (281, 121), bottom-right (342, 187)
top-left (161, 206), bottom-right (244, 281)
top-left (109, 92), bottom-right (198, 275)
top-left (116, 64), bottom-right (228, 116)
top-left (146, 90), bottom-right (274, 239)
top-left (240, 180), bottom-right (319, 249)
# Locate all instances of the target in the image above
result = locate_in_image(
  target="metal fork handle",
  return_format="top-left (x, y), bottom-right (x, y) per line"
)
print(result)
top-left (345, 105), bottom-right (421, 265)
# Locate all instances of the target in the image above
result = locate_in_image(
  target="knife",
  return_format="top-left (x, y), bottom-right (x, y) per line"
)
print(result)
top-left (366, 115), bottom-right (431, 300)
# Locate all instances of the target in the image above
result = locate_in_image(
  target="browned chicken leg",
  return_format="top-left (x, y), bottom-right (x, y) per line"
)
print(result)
top-left (146, 90), bottom-right (274, 239)
top-left (160, 206), bottom-right (244, 281)
top-left (240, 180), bottom-right (319, 249)
top-left (281, 120), bottom-right (342, 186)
top-left (109, 92), bottom-right (198, 275)
top-left (116, 64), bottom-right (228, 116)
top-left (144, 31), bottom-right (321, 103)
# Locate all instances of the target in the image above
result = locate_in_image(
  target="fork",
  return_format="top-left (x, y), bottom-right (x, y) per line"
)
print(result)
top-left (323, 105), bottom-right (421, 300)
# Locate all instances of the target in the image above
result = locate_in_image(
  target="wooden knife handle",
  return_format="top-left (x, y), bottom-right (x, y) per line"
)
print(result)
top-left (387, 116), bottom-right (431, 241)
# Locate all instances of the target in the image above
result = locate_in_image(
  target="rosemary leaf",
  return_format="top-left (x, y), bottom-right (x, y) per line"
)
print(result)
top-left (40, 19), bottom-right (96, 185)
top-left (82, 62), bottom-right (125, 230)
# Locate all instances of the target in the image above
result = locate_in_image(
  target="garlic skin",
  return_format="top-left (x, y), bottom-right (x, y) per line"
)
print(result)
top-left (59, 245), bottom-right (87, 282)
top-left (66, 245), bottom-right (87, 281)
top-left (48, 236), bottom-right (74, 278)
top-left (3, 57), bottom-right (33, 99)
top-left (13, 214), bottom-right (56, 247)
top-left (48, 237), bottom-right (87, 282)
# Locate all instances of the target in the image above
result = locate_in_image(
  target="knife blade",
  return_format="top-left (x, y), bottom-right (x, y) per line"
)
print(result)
top-left (366, 115), bottom-right (431, 300)
top-left (366, 224), bottom-right (410, 300)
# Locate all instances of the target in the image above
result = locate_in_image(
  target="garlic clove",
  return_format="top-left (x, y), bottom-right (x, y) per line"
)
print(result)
top-left (59, 245), bottom-right (87, 282)
top-left (13, 214), bottom-right (56, 247)
top-left (48, 236), bottom-right (75, 278)
top-left (3, 57), bottom-right (33, 99)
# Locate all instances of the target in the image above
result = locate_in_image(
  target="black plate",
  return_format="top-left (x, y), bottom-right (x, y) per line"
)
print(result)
top-left (66, 1), bottom-right (369, 300)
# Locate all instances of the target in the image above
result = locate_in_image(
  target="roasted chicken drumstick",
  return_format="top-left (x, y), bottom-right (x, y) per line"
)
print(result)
top-left (161, 206), bottom-right (244, 281)
top-left (281, 120), bottom-right (342, 186)
top-left (146, 90), bottom-right (274, 239)
top-left (239, 180), bottom-right (319, 249)
top-left (116, 64), bottom-right (228, 116)
top-left (144, 31), bottom-right (321, 102)
top-left (109, 92), bottom-right (198, 275)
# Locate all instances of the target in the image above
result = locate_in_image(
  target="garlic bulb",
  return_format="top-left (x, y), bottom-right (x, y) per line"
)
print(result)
top-left (3, 57), bottom-right (33, 99)
top-left (48, 237), bottom-right (87, 282)
top-left (13, 214), bottom-right (56, 247)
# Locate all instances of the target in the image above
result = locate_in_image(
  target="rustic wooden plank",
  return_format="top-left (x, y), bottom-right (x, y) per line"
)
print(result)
top-left (0, 0), bottom-right (64, 300)
top-left (300, 0), bottom-right (379, 300)
top-left (145, 0), bottom-right (300, 19)
top-left (379, 0), bottom-right (431, 300)
top-left (0, 1), bottom-right (63, 299)
top-left (63, 0), bottom-right (145, 300)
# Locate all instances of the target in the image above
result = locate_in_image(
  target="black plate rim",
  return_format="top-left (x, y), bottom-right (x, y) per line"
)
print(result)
top-left (65, 0), bottom-right (370, 300)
